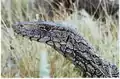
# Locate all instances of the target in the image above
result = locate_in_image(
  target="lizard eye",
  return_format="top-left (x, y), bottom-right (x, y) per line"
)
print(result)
top-left (20, 24), bottom-right (24, 27)
top-left (45, 25), bottom-right (51, 31)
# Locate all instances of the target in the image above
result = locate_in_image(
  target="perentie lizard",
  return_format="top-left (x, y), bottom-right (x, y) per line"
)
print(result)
top-left (12, 21), bottom-right (119, 78)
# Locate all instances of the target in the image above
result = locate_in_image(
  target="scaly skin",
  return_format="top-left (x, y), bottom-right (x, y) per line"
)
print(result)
top-left (12, 21), bottom-right (119, 77)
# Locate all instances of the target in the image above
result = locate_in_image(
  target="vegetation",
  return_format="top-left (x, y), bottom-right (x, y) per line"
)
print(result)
top-left (1, 0), bottom-right (119, 78)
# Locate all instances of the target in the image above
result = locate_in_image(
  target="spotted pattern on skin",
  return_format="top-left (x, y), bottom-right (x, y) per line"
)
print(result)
top-left (12, 21), bottom-right (119, 78)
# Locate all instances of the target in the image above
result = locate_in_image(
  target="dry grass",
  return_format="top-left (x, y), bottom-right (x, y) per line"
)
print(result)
top-left (1, 0), bottom-right (119, 78)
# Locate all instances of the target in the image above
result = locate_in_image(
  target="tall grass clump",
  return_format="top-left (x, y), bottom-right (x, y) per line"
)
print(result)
top-left (1, 0), bottom-right (119, 78)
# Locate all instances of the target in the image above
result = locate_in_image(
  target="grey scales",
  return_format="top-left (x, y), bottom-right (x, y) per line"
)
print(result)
top-left (12, 20), bottom-right (119, 78)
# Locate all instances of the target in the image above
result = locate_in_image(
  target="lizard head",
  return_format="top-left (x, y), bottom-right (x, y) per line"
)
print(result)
top-left (12, 21), bottom-right (69, 43)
